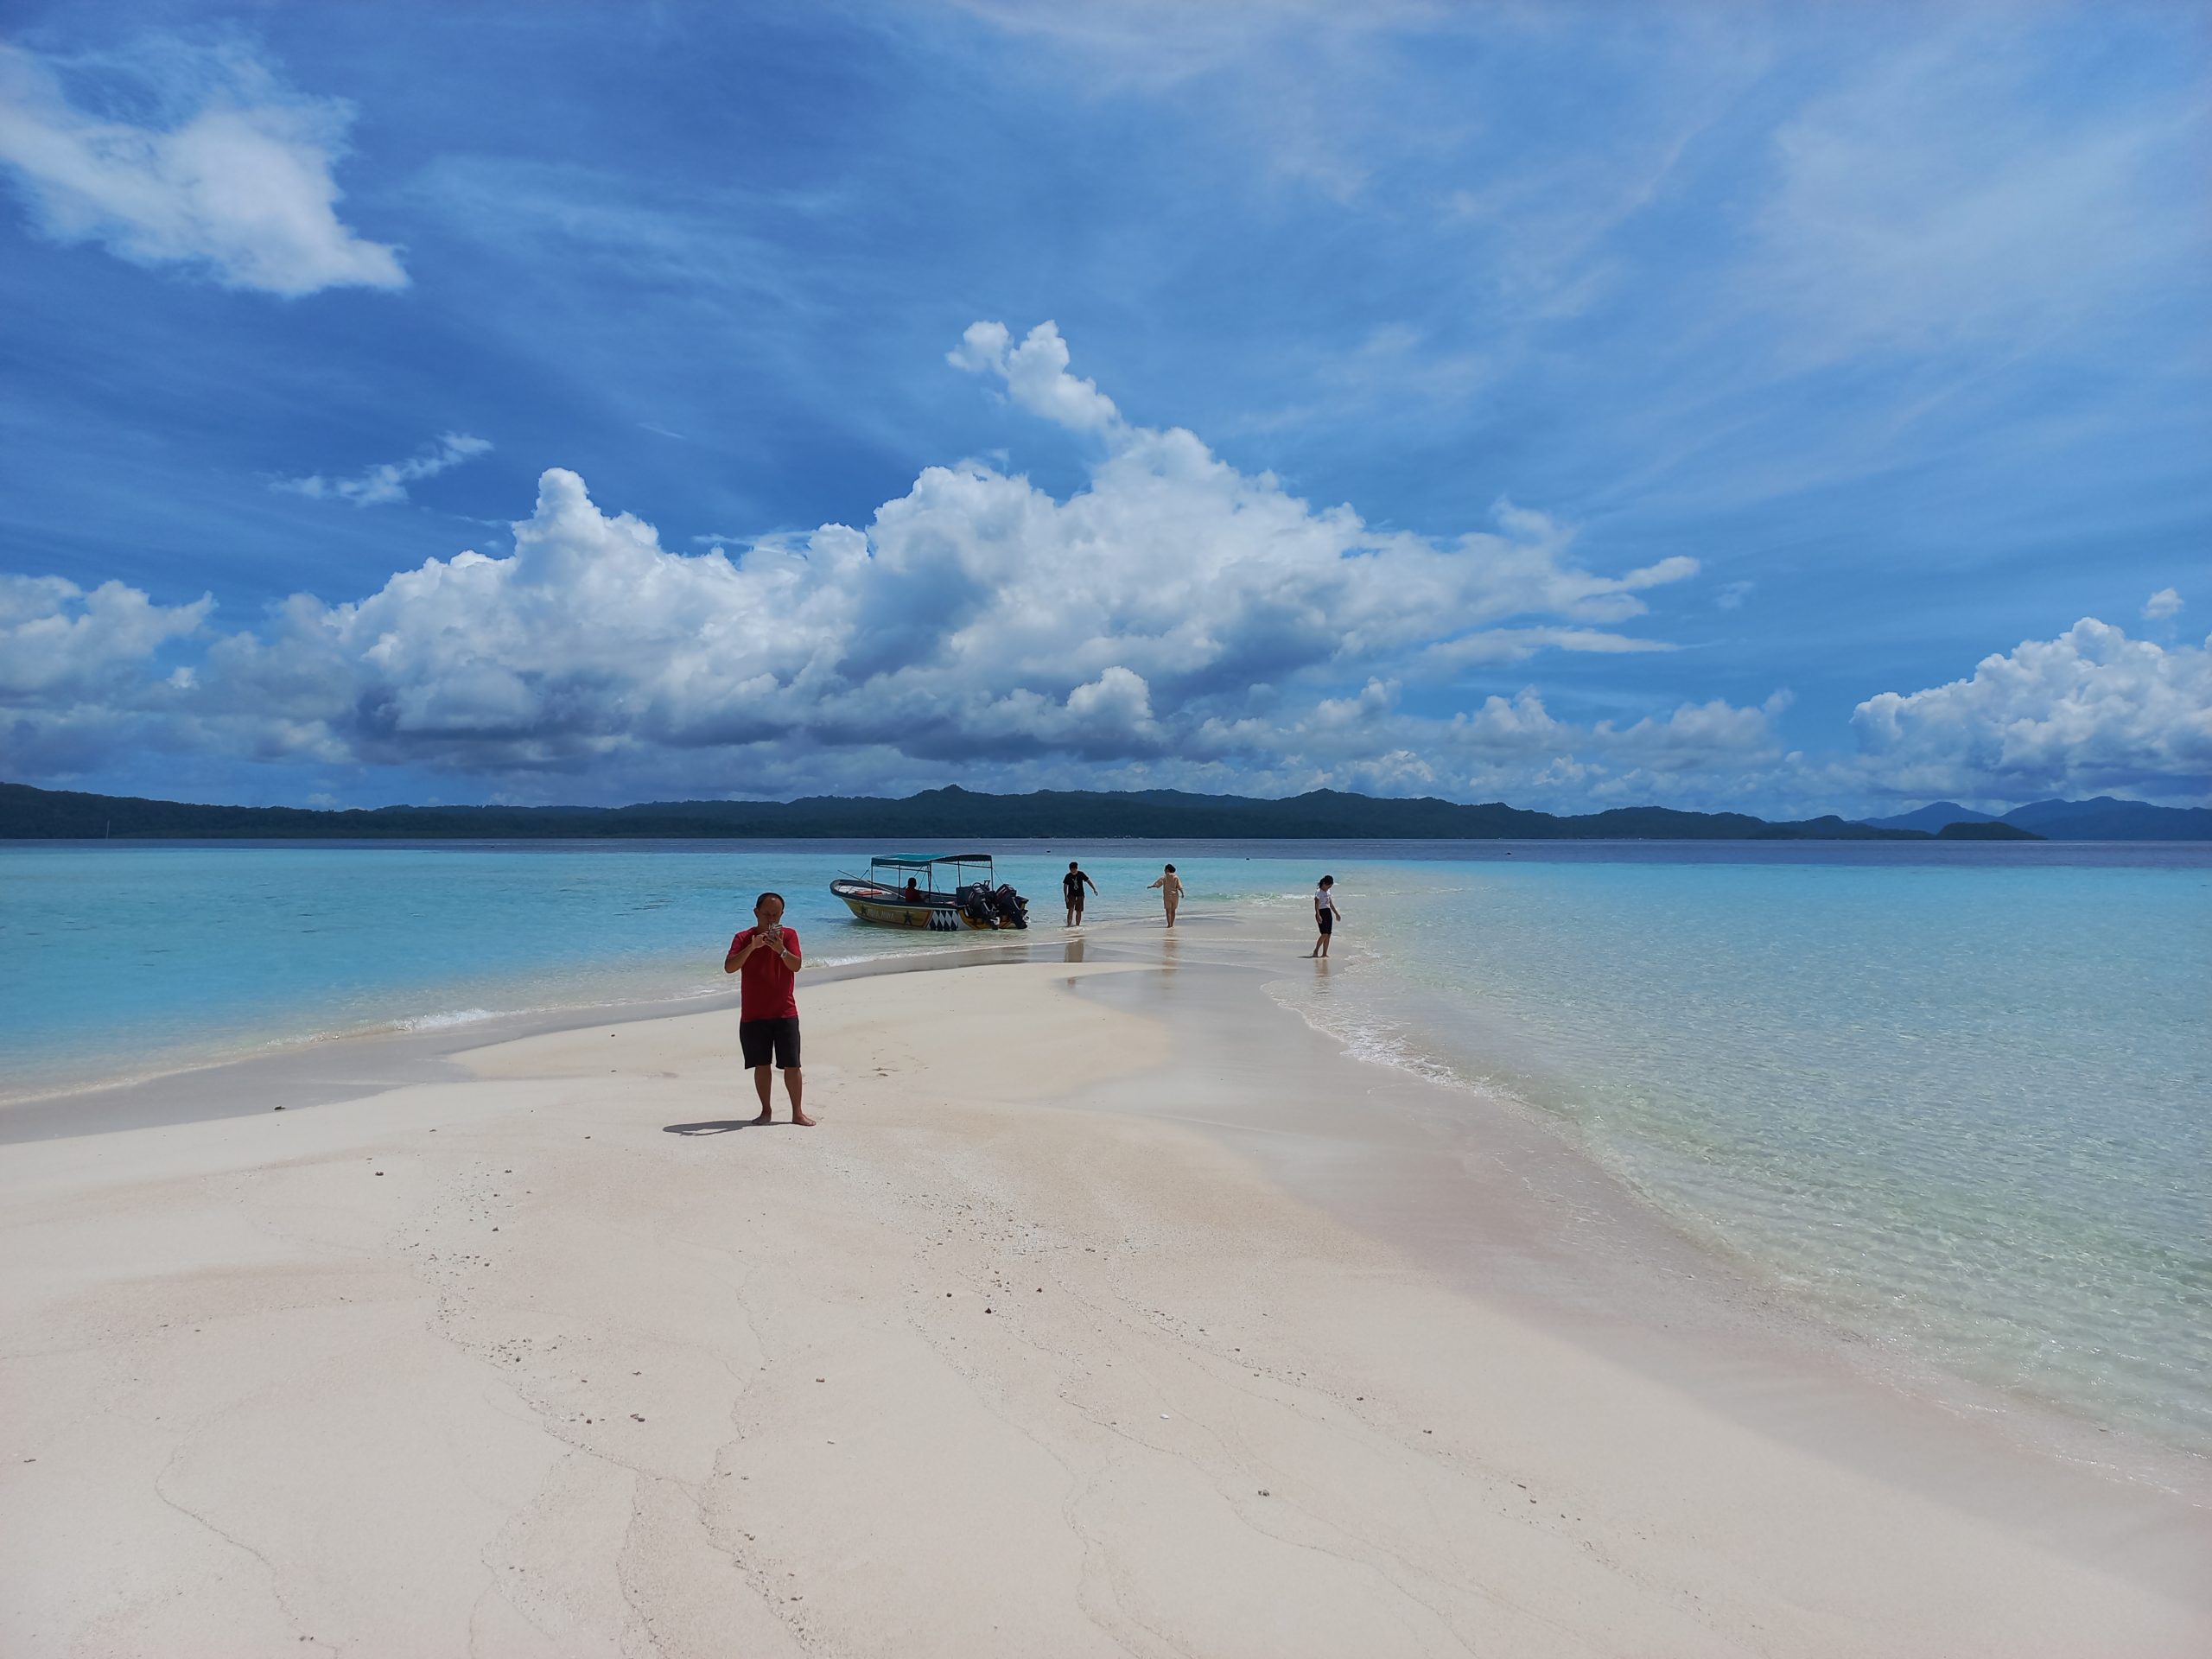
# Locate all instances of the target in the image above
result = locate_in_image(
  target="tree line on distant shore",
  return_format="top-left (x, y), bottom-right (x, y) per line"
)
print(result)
top-left (5, 779), bottom-right (2134, 841)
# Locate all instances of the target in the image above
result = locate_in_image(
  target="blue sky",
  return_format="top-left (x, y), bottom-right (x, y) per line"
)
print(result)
top-left (1, 0), bottom-right (2205, 812)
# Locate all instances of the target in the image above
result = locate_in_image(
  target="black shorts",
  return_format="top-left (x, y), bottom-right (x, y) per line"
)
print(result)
top-left (739, 1016), bottom-right (801, 1070)
top-left (1317, 911), bottom-right (1333, 934)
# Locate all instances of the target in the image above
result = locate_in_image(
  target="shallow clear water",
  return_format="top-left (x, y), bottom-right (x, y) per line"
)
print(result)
top-left (1251, 847), bottom-right (2212, 1460)
top-left (0, 842), bottom-right (977, 1098)
top-left (3, 838), bottom-right (2207, 1457)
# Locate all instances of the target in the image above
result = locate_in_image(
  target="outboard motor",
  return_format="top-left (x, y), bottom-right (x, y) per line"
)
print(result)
top-left (991, 883), bottom-right (1029, 929)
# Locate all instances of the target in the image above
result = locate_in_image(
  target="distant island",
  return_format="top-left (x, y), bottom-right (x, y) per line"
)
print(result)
top-left (1856, 795), bottom-right (2209, 841)
top-left (27, 779), bottom-right (2179, 841)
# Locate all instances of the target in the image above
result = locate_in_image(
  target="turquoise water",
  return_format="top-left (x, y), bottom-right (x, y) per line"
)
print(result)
top-left (3, 839), bottom-right (2207, 1459)
top-left (0, 843), bottom-right (965, 1098)
top-left (1250, 850), bottom-right (2212, 1460)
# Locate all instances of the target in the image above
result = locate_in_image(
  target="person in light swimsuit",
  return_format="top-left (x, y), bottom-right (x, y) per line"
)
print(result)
top-left (1147, 863), bottom-right (1184, 928)
top-left (1308, 874), bottom-right (1340, 958)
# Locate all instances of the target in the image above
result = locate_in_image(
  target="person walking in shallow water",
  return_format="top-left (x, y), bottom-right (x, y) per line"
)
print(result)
top-left (1309, 874), bottom-right (1340, 958)
top-left (1147, 863), bottom-right (1184, 928)
top-left (1063, 861), bottom-right (1098, 926)
top-left (724, 891), bottom-right (813, 1126)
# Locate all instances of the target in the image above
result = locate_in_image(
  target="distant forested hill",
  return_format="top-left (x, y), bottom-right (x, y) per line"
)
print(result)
top-left (1858, 801), bottom-right (1999, 833)
top-left (0, 781), bottom-right (1942, 841)
top-left (1860, 795), bottom-right (2209, 841)
top-left (1995, 798), bottom-right (2212, 840)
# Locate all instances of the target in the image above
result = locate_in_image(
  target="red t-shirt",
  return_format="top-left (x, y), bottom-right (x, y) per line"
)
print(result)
top-left (729, 925), bottom-right (802, 1020)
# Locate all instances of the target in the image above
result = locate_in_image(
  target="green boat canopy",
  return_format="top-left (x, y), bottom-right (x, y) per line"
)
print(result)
top-left (868, 853), bottom-right (995, 869)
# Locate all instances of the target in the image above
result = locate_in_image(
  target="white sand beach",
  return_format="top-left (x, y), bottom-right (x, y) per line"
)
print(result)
top-left (3, 956), bottom-right (2208, 1656)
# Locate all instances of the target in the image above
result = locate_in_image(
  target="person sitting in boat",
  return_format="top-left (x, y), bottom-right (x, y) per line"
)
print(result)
top-left (904, 876), bottom-right (924, 905)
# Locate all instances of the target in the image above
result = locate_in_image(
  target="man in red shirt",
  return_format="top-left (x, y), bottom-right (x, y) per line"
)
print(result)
top-left (724, 892), bottom-right (813, 1126)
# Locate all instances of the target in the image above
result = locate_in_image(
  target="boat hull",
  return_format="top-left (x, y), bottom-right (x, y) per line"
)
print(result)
top-left (830, 883), bottom-right (1011, 931)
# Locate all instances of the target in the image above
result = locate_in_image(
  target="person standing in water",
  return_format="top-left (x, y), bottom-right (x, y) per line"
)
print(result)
top-left (1063, 861), bottom-right (1098, 926)
top-left (1308, 874), bottom-right (1340, 958)
top-left (724, 891), bottom-right (813, 1126)
top-left (1147, 863), bottom-right (1184, 928)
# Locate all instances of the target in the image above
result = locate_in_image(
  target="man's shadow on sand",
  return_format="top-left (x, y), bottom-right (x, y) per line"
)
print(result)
top-left (663, 1118), bottom-right (778, 1135)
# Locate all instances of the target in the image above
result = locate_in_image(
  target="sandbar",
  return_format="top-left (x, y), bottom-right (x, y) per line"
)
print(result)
top-left (3, 955), bottom-right (2206, 1656)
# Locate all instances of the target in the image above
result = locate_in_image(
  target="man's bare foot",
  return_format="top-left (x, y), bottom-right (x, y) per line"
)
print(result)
top-left (753, 1106), bottom-right (774, 1124)
top-left (791, 1109), bottom-right (817, 1127)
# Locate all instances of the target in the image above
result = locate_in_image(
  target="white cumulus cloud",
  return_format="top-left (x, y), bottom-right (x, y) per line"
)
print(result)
top-left (949, 320), bottom-right (1123, 433)
top-left (23, 320), bottom-right (2206, 816)
top-left (0, 574), bottom-right (213, 780)
top-left (2143, 587), bottom-right (2182, 622)
top-left (0, 574), bottom-right (210, 699)
top-left (0, 40), bottom-right (404, 296)
top-left (1851, 619), bottom-right (2212, 804)
top-left (276, 432), bottom-right (493, 507)
top-left (5, 320), bottom-right (1714, 797)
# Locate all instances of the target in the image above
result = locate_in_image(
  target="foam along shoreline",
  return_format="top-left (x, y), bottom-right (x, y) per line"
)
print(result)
top-left (3, 960), bottom-right (2206, 1656)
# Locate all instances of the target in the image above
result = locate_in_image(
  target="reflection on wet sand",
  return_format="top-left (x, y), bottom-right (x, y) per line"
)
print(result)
top-left (1062, 937), bottom-right (1086, 964)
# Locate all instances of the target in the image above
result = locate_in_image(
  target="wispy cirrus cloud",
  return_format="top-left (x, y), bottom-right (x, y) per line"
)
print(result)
top-left (275, 432), bottom-right (493, 508)
top-left (1745, 24), bottom-right (2207, 366)
top-left (0, 38), bottom-right (404, 296)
